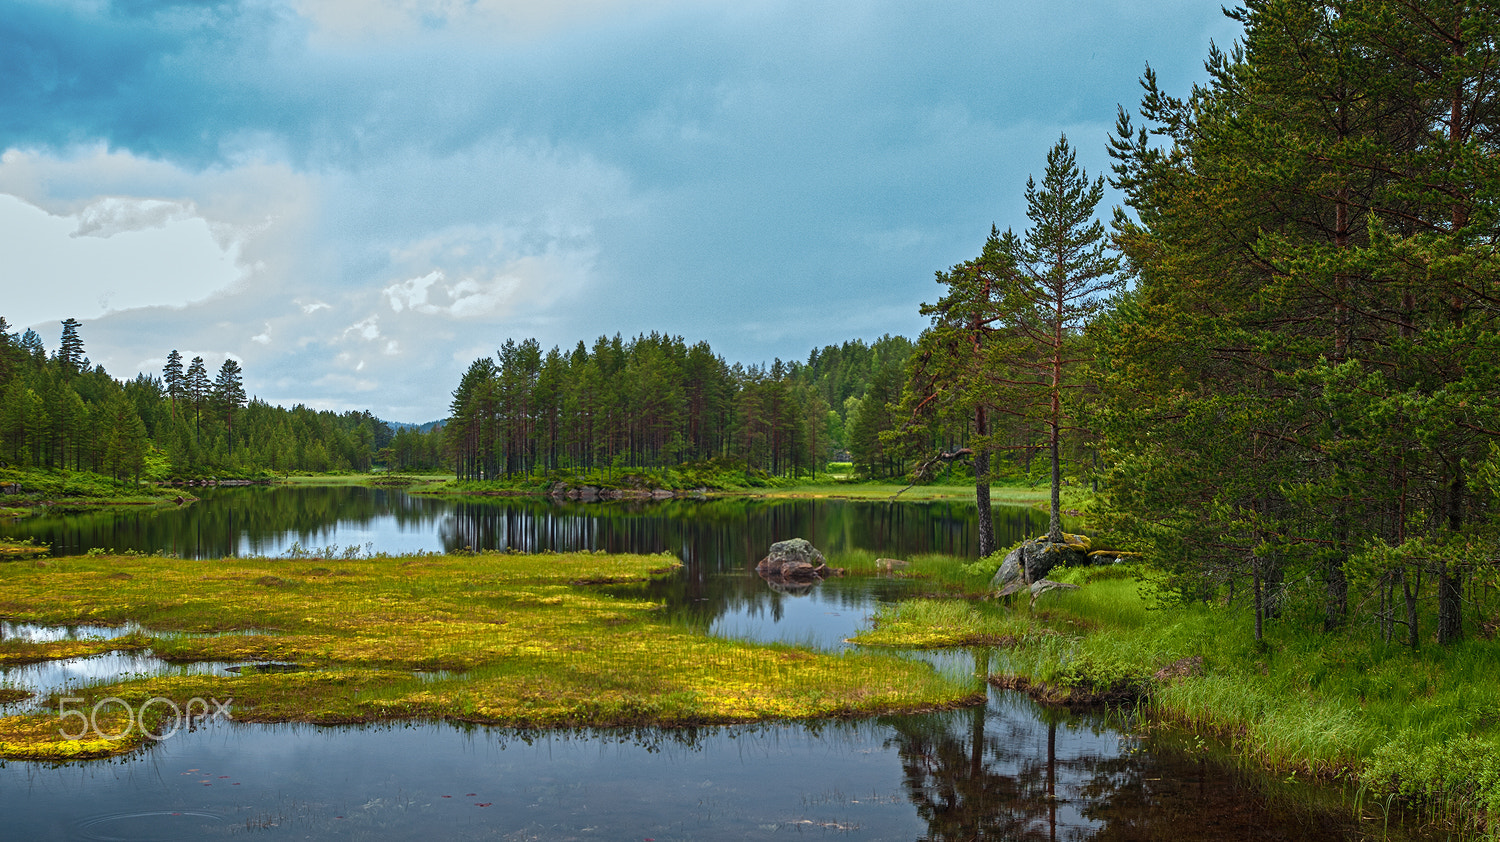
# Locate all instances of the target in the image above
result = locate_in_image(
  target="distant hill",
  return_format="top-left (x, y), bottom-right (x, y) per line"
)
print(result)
top-left (384, 419), bottom-right (445, 434)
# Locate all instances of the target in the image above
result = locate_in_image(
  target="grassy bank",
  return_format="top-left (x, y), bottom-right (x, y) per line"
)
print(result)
top-left (0, 466), bottom-right (185, 518)
top-left (854, 561), bottom-right (1500, 835)
top-left (0, 551), bottom-right (975, 761)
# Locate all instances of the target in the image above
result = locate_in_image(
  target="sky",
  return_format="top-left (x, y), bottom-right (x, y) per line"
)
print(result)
top-left (0, 0), bottom-right (1241, 423)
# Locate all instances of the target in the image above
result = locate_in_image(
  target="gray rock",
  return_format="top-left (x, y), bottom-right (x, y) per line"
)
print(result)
top-left (989, 545), bottom-right (1028, 595)
top-left (989, 534), bottom-right (1093, 596)
top-left (1028, 578), bottom-right (1080, 608)
top-left (756, 538), bottom-right (829, 580)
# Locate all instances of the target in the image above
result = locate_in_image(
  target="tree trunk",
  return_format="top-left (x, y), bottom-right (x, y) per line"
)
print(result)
top-left (1047, 426), bottom-right (1062, 543)
top-left (1403, 569), bottom-right (1419, 650)
top-left (1438, 465), bottom-right (1464, 644)
top-left (975, 407), bottom-right (995, 558)
top-left (1252, 561), bottom-right (1264, 643)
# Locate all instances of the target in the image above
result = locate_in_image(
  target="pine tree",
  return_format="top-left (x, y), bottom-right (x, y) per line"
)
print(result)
top-left (213, 358), bottom-right (247, 458)
top-left (163, 350), bottom-right (185, 420)
top-left (18, 329), bottom-right (44, 363)
top-left (894, 230), bottom-right (1015, 557)
top-left (997, 135), bottom-right (1121, 543)
top-left (1102, 0), bottom-right (1500, 644)
top-left (185, 356), bottom-right (210, 441)
top-left (56, 317), bottom-right (85, 374)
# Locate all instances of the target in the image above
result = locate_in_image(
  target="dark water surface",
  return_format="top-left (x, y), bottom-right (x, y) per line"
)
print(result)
top-left (0, 488), bottom-right (1408, 840)
top-left (0, 485), bottom-right (1048, 561)
top-left (4, 692), bottom-right (1374, 842)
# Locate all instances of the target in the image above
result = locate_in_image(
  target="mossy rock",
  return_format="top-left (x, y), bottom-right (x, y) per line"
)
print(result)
top-left (990, 534), bottom-right (1094, 596)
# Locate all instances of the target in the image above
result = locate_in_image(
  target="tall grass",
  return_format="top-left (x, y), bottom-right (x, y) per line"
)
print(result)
top-left (957, 562), bottom-right (1500, 835)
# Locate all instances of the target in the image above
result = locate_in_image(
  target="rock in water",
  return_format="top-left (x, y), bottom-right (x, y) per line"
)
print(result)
top-left (756, 538), bottom-right (830, 581)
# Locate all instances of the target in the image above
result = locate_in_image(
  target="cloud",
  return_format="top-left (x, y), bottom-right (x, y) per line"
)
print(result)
top-left (0, 0), bottom-right (1243, 421)
top-left (343, 315), bottom-right (381, 341)
top-left (291, 0), bottom-right (700, 42)
top-left (71, 197), bottom-right (197, 238)
top-left (383, 271), bottom-right (441, 313)
top-left (0, 192), bottom-right (243, 326)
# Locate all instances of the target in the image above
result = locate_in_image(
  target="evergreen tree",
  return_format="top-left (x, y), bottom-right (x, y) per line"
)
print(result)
top-left (18, 329), bottom-right (44, 363)
top-left (163, 350), bottom-right (185, 420)
top-left (213, 358), bottom-right (247, 457)
top-left (185, 356), bottom-right (210, 440)
top-left (56, 317), bottom-right (85, 374)
top-left (996, 135), bottom-right (1121, 543)
top-left (1102, 0), bottom-right (1500, 644)
top-left (894, 231), bottom-right (1016, 557)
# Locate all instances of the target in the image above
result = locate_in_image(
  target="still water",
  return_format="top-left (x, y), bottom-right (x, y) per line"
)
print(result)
top-left (0, 485), bottom-right (1046, 561)
top-left (0, 487), bottom-right (1406, 840)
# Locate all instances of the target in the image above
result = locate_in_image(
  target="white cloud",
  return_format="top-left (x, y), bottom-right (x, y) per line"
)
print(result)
top-left (0, 193), bottom-right (244, 327)
top-left (72, 197), bottom-right (198, 239)
top-left (344, 315), bottom-right (381, 341)
top-left (292, 0), bottom-right (699, 42)
top-left (383, 271), bottom-right (442, 313)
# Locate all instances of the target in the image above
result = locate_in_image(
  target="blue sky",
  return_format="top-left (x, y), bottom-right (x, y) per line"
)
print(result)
top-left (0, 0), bottom-right (1240, 422)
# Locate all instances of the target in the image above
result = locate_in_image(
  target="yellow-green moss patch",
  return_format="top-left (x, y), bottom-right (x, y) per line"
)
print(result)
top-left (0, 551), bottom-right (974, 760)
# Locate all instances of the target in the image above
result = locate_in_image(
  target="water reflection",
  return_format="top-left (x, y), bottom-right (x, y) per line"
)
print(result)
top-left (883, 689), bottom-right (1368, 842)
top-left (1, 653), bottom-right (233, 702)
top-left (0, 489), bottom-right (1414, 840)
top-left (0, 486), bottom-right (1049, 563)
top-left (1, 692), bottom-right (1392, 841)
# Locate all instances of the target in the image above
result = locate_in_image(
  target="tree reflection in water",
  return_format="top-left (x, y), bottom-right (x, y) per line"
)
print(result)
top-left (887, 652), bottom-right (1379, 842)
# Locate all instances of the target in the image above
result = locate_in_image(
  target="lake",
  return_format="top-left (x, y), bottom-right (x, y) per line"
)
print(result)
top-left (0, 486), bottom-right (1414, 840)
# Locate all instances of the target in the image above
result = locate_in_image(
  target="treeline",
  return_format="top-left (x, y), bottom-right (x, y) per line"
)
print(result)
top-left (445, 332), bottom-right (912, 480)
top-left (1096, 0), bottom-right (1500, 647)
top-left (0, 317), bottom-right (403, 479)
top-left (888, 1), bottom-right (1500, 649)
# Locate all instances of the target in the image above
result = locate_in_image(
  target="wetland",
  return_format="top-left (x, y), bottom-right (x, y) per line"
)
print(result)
top-left (0, 485), bottom-right (1422, 839)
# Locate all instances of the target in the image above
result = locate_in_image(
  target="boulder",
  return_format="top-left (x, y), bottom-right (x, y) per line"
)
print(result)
top-left (876, 557), bottom-right (910, 572)
top-left (755, 538), bottom-right (843, 584)
top-left (989, 533), bottom-right (1093, 596)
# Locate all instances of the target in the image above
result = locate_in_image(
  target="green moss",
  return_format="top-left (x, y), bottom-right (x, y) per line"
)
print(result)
top-left (0, 550), bottom-right (974, 761)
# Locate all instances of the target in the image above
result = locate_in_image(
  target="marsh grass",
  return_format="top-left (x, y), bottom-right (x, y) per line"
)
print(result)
top-left (853, 599), bottom-right (1033, 647)
top-left (0, 538), bottom-right (49, 560)
top-left (834, 550), bottom-right (990, 596)
top-left (0, 631), bottom-right (151, 666)
top-left (745, 483), bottom-right (981, 501)
top-left (868, 559), bottom-right (1500, 835)
top-left (0, 550), bottom-right (974, 761)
